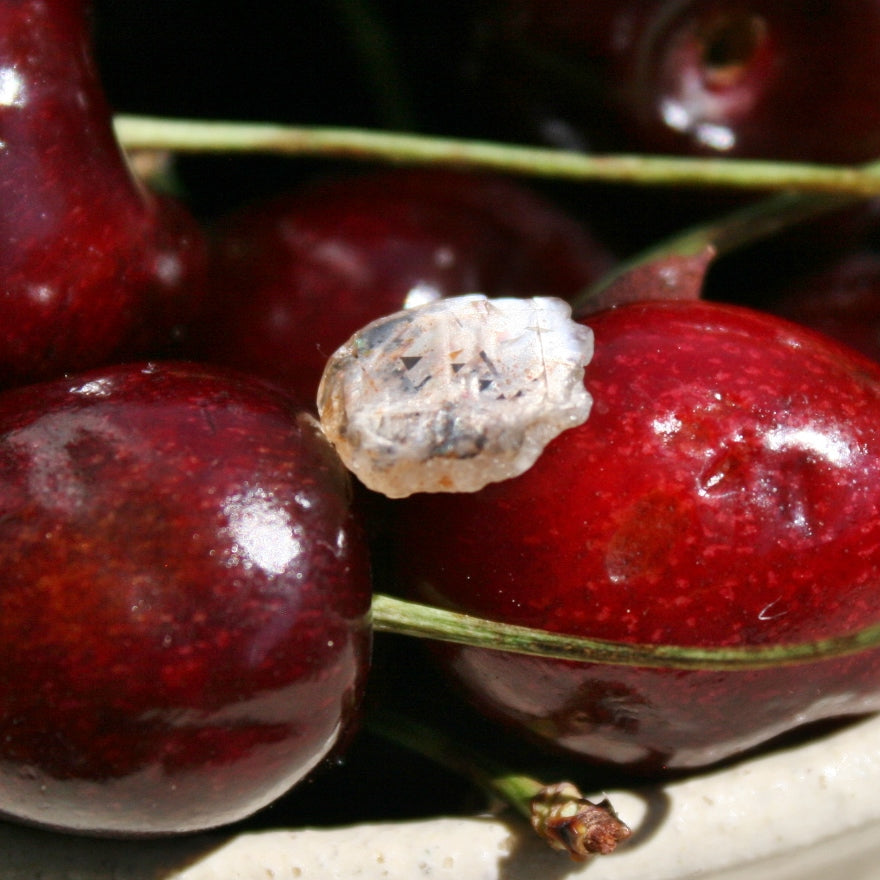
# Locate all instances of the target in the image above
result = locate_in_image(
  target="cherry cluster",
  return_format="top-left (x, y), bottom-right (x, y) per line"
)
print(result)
top-left (2, 0), bottom-right (880, 845)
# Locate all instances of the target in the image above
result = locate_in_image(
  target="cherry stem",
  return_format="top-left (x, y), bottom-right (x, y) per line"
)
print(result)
top-left (114, 115), bottom-right (880, 197)
top-left (371, 593), bottom-right (880, 670)
top-left (367, 707), bottom-right (631, 860)
top-left (329, 0), bottom-right (416, 130)
top-left (576, 188), bottom-right (861, 309)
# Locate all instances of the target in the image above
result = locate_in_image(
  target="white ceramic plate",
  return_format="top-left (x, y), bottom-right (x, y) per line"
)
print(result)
top-left (2, 710), bottom-right (879, 880)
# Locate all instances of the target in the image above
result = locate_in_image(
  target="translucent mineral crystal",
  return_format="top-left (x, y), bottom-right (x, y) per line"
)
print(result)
top-left (317, 294), bottom-right (594, 498)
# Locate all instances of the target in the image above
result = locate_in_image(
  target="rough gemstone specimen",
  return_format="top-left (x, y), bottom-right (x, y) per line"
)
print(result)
top-left (317, 294), bottom-right (594, 497)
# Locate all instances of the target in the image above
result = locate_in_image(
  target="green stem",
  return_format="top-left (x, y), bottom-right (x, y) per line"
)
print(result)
top-left (371, 593), bottom-right (880, 670)
top-left (114, 115), bottom-right (880, 196)
top-left (367, 707), bottom-right (538, 818)
top-left (330, 0), bottom-right (416, 130)
top-left (575, 189), bottom-right (859, 310)
top-left (367, 707), bottom-right (631, 859)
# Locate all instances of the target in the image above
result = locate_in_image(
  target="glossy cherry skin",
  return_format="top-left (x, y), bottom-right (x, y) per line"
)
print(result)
top-left (195, 168), bottom-right (614, 407)
top-left (393, 300), bottom-right (880, 774)
top-left (0, 362), bottom-right (371, 835)
top-left (0, 0), bottom-right (207, 388)
top-left (471, 0), bottom-right (880, 163)
top-left (614, 0), bottom-right (880, 162)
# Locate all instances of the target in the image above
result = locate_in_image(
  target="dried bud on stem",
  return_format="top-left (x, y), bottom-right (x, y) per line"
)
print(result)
top-left (530, 782), bottom-right (632, 861)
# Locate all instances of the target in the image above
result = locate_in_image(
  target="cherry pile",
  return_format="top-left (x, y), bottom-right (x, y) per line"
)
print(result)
top-left (2, 0), bottom-right (880, 848)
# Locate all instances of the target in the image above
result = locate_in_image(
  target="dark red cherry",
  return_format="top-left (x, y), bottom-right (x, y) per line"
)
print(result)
top-left (470, 0), bottom-right (880, 163)
top-left (703, 203), bottom-right (880, 363)
top-left (464, 0), bottom-right (649, 152)
top-left (612, 0), bottom-right (880, 162)
top-left (0, 0), bottom-right (207, 388)
top-left (0, 362), bottom-right (371, 835)
top-left (393, 300), bottom-right (880, 774)
top-left (762, 251), bottom-right (880, 363)
top-left (194, 168), bottom-right (614, 407)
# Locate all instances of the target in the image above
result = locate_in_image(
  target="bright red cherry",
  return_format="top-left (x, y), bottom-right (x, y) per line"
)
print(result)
top-left (0, 362), bottom-right (371, 835)
top-left (194, 168), bottom-right (614, 407)
top-left (393, 300), bottom-right (880, 774)
top-left (0, 0), bottom-right (207, 388)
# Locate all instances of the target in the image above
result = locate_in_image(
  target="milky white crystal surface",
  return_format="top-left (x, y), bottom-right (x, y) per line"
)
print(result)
top-left (317, 294), bottom-right (594, 498)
